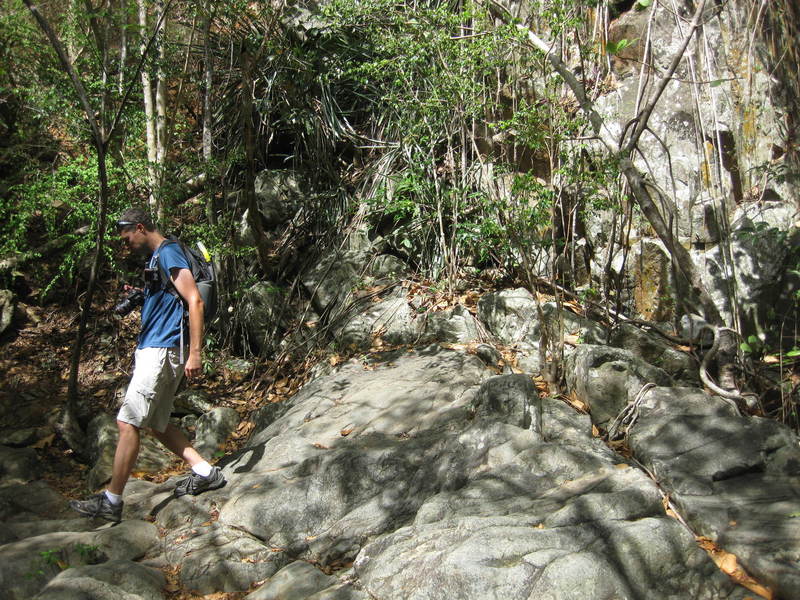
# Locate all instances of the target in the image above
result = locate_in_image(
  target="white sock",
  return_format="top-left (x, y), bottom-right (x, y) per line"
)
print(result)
top-left (104, 490), bottom-right (123, 505)
top-left (192, 461), bottom-right (213, 477)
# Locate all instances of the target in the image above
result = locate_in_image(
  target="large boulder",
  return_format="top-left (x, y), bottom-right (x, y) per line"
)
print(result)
top-left (477, 288), bottom-right (537, 344)
top-left (302, 231), bottom-right (374, 316)
top-left (564, 345), bottom-right (673, 427)
top-left (0, 520), bottom-right (158, 600)
top-left (33, 560), bottom-right (164, 600)
top-left (628, 386), bottom-right (800, 599)
top-left (164, 523), bottom-right (289, 594)
top-left (239, 282), bottom-right (287, 355)
top-left (194, 407), bottom-right (239, 457)
top-left (245, 561), bottom-right (338, 600)
top-left (0, 290), bottom-right (13, 337)
top-left (692, 201), bottom-right (800, 339)
top-left (419, 304), bottom-right (481, 344)
top-left (333, 295), bottom-right (421, 351)
top-left (609, 322), bottom-right (698, 384)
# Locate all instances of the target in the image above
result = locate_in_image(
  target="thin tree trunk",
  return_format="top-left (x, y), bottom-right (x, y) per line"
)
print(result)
top-left (241, 45), bottom-right (271, 270)
top-left (154, 0), bottom-right (168, 221)
top-left (138, 0), bottom-right (158, 211)
top-left (118, 0), bottom-right (127, 95)
top-left (22, 0), bottom-right (112, 455)
top-left (202, 2), bottom-right (215, 226)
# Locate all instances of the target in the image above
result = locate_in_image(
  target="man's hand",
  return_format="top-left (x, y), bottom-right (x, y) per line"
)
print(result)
top-left (185, 352), bottom-right (203, 379)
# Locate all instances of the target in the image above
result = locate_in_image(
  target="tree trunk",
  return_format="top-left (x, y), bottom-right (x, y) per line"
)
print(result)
top-left (154, 0), bottom-right (168, 221)
top-left (64, 146), bottom-right (110, 455)
top-left (22, 0), bottom-right (112, 454)
top-left (202, 3), bottom-right (217, 227)
top-left (241, 45), bottom-right (272, 270)
top-left (138, 0), bottom-right (158, 211)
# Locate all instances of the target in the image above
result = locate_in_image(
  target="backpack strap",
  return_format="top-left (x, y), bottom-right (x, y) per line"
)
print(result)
top-left (152, 238), bottom-right (188, 363)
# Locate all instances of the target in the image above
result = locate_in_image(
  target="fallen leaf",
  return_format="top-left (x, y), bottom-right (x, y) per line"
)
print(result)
top-left (312, 442), bottom-right (329, 450)
top-left (340, 425), bottom-right (354, 436)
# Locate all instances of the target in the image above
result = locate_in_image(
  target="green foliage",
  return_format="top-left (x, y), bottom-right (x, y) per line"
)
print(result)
top-left (1, 154), bottom-right (130, 296)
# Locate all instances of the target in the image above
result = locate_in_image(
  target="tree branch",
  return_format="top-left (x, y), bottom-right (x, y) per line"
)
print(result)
top-left (22, 0), bottom-right (104, 147)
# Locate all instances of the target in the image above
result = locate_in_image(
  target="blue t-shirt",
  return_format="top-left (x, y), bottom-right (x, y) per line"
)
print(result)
top-left (138, 241), bottom-right (190, 349)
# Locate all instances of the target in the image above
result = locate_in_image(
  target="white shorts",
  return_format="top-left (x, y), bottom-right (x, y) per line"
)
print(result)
top-left (118, 347), bottom-right (185, 432)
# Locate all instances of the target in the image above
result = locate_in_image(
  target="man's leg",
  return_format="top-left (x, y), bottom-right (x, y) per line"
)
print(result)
top-left (68, 419), bottom-right (137, 523)
top-left (108, 420), bottom-right (141, 495)
top-left (152, 423), bottom-right (226, 496)
top-left (151, 423), bottom-right (204, 467)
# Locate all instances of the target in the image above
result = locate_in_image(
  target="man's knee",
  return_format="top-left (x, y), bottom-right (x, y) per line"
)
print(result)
top-left (117, 420), bottom-right (140, 437)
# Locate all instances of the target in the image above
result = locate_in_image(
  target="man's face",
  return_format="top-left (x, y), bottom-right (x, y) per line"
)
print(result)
top-left (119, 224), bottom-right (148, 254)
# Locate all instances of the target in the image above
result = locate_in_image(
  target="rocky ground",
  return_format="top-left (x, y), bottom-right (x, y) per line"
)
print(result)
top-left (1, 283), bottom-right (798, 599)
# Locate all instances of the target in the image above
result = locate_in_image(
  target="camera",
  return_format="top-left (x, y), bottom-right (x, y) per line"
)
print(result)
top-left (114, 288), bottom-right (145, 316)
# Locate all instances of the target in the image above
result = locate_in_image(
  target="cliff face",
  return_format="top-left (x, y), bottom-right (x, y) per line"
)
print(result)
top-left (489, 0), bottom-right (800, 339)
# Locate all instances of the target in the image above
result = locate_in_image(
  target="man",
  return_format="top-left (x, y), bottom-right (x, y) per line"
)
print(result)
top-left (70, 207), bottom-right (226, 523)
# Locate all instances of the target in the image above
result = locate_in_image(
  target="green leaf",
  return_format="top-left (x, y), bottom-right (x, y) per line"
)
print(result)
top-left (636, 0), bottom-right (652, 7)
top-left (606, 38), bottom-right (638, 55)
top-left (740, 342), bottom-right (753, 353)
top-left (785, 349), bottom-right (800, 357)
top-left (710, 79), bottom-right (724, 87)
top-left (747, 335), bottom-right (759, 345)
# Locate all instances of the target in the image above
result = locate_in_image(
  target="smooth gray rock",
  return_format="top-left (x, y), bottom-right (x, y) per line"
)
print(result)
top-left (0, 480), bottom-right (73, 522)
top-left (335, 296), bottom-right (421, 350)
top-left (354, 516), bottom-right (744, 600)
top-left (470, 374), bottom-right (541, 433)
top-left (0, 520), bottom-right (158, 600)
top-left (420, 305), bottom-right (481, 344)
top-left (307, 582), bottom-right (369, 600)
top-left (174, 388), bottom-right (215, 415)
top-left (0, 290), bottom-right (13, 336)
top-left (0, 445), bottom-right (38, 484)
top-left (164, 523), bottom-right (288, 594)
top-left (609, 322), bottom-right (698, 384)
top-left (474, 343), bottom-right (501, 366)
top-left (240, 282), bottom-right (286, 354)
top-left (534, 302), bottom-right (606, 345)
top-left (246, 561), bottom-right (337, 600)
top-left (33, 560), bottom-right (164, 600)
top-left (6, 519), bottom-right (98, 541)
top-left (628, 386), bottom-right (800, 598)
top-left (254, 170), bottom-right (302, 228)
top-left (369, 255), bottom-right (408, 280)
top-left (477, 288), bottom-right (537, 344)
top-left (194, 407), bottom-right (239, 457)
top-left (565, 344), bottom-right (673, 426)
top-left (302, 231), bottom-right (373, 315)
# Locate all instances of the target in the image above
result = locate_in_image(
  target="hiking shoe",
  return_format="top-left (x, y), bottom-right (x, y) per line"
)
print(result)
top-left (174, 466), bottom-right (226, 497)
top-left (69, 493), bottom-right (123, 523)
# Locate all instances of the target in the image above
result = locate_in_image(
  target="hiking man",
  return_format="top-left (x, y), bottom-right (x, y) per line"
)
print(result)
top-left (70, 207), bottom-right (225, 522)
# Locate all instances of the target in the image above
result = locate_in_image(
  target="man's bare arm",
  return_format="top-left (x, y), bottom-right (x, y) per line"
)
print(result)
top-left (170, 267), bottom-right (204, 378)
